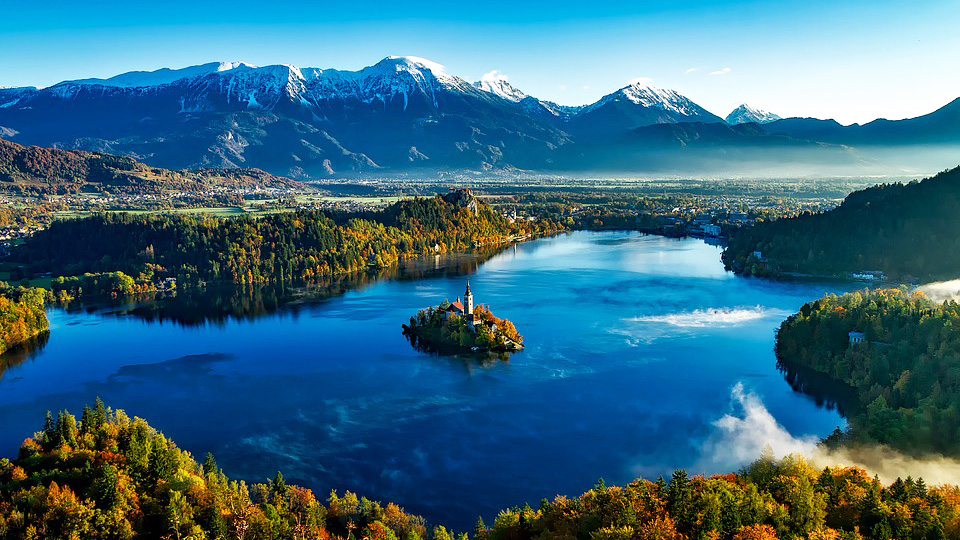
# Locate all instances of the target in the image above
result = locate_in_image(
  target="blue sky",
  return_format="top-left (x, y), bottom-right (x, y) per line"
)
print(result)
top-left (1, 0), bottom-right (957, 124)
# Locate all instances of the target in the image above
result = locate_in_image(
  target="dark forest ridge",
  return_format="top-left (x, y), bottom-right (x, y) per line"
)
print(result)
top-left (723, 166), bottom-right (960, 281)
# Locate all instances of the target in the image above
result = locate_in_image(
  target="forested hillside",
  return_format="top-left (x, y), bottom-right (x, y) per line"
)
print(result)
top-left (0, 138), bottom-right (306, 195)
top-left (0, 284), bottom-right (48, 355)
top-left (722, 166), bottom-right (960, 279)
top-left (776, 288), bottom-right (960, 455)
top-left (11, 191), bottom-right (560, 288)
top-left (2, 403), bottom-right (958, 539)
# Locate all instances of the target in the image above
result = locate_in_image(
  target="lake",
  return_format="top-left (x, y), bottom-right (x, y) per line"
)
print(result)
top-left (0, 231), bottom-right (850, 530)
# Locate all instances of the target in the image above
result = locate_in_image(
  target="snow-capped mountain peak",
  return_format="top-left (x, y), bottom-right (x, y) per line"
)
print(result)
top-left (357, 56), bottom-right (460, 86)
top-left (44, 56), bottom-right (479, 112)
top-left (621, 83), bottom-right (688, 112)
top-left (474, 70), bottom-right (527, 102)
top-left (725, 104), bottom-right (781, 125)
top-left (583, 80), bottom-right (707, 118)
top-left (215, 61), bottom-right (255, 73)
top-left (308, 56), bottom-right (478, 110)
top-left (384, 56), bottom-right (447, 74)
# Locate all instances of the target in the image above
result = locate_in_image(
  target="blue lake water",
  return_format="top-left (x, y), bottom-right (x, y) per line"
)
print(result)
top-left (0, 231), bottom-right (851, 529)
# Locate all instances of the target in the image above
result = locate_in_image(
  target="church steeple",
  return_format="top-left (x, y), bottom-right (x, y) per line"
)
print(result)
top-left (464, 280), bottom-right (474, 315)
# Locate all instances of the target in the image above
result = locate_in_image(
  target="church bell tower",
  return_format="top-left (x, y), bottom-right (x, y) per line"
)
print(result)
top-left (464, 280), bottom-right (474, 315)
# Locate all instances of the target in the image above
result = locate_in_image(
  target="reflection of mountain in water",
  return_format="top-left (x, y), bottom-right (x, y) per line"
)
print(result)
top-left (58, 249), bottom-right (506, 327)
top-left (777, 359), bottom-right (860, 418)
top-left (0, 332), bottom-right (51, 381)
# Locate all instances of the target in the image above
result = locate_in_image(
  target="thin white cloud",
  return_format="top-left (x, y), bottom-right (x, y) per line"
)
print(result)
top-left (582, 85), bottom-right (590, 90)
top-left (557, 84), bottom-right (567, 91)
top-left (710, 67), bottom-right (733, 76)
top-left (684, 67), bottom-right (698, 75)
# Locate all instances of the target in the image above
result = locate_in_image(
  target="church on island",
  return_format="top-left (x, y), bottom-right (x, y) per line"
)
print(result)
top-left (443, 281), bottom-right (497, 333)
top-left (403, 279), bottom-right (523, 353)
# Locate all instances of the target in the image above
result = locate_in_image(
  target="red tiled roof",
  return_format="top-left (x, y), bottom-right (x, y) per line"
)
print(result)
top-left (447, 302), bottom-right (464, 312)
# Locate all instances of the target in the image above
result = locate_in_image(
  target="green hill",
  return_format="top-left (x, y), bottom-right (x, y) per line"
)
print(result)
top-left (11, 190), bottom-right (557, 288)
top-left (776, 288), bottom-right (960, 456)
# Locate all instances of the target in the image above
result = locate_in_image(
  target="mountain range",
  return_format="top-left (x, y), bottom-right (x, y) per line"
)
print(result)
top-left (1, 56), bottom-right (958, 177)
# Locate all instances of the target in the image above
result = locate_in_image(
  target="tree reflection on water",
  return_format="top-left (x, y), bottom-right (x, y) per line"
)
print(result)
top-left (0, 332), bottom-right (50, 381)
top-left (57, 248), bottom-right (508, 327)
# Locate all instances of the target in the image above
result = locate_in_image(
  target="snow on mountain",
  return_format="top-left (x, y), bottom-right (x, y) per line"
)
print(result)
top-left (191, 64), bottom-right (314, 110)
top-left (4, 56), bottom-right (787, 175)
top-left (725, 104), bottom-right (781, 125)
top-left (0, 86), bottom-right (37, 109)
top-left (34, 58), bottom-right (718, 122)
top-left (522, 97), bottom-right (583, 119)
top-left (585, 80), bottom-right (710, 117)
top-left (474, 70), bottom-right (527, 102)
top-left (58, 62), bottom-right (258, 89)
top-left (0, 56), bottom-right (896, 177)
top-left (43, 56), bottom-right (491, 113)
top-left (307, 56), bottom-right (478, 109)
top-left (566, 80), bottom-right (723, 136)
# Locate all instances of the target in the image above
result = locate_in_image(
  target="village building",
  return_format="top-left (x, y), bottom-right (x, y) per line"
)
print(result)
top-left (702, 224), bottom-right (721, 237)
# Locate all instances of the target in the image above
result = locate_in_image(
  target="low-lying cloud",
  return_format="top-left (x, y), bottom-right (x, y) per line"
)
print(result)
top-left (629, 306), bottom-right (786, 328)
top-left (916, 279), bottom-right (960, 303)
top-left (699, 383), bottom-right (960, 486)
top-left (612, 306), bottom-right (789, 346)
top-left (696, 382), bottom-right (818, 471)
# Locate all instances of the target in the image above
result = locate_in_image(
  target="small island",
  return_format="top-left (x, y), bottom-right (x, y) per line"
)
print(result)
top-left (403, 280), bottom-right (523, 354)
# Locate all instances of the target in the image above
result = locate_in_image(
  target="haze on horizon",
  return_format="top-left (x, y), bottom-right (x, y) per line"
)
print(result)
top-left (1, 0), bottom-right (958, 126)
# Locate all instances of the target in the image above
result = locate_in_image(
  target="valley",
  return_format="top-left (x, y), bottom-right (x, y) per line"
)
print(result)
top-left (2, 3), bottom-right (959, 537)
